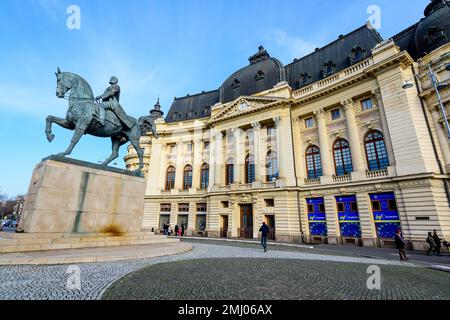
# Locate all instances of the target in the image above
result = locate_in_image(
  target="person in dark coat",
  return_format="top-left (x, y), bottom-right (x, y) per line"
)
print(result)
top-left (174, 225), bottom-right (179, 237)
top-left (426, 232), bottom-right (437, 256)
top-left (163, 223), bottom-right (168, 235)
top-left (394, 229), bottom-right (407, 261)
top-left (259, 222), bottom-right (270, 252)
top-left (432, 229), bottom-right (442, 256)
top-left (181, 223), bottom-right (185, 237)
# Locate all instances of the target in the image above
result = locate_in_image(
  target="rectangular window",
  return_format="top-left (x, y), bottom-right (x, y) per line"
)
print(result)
top-left (265, 199), bottom-right (275, 207)
top-left (371, 200), bottom-right (381, 211)
top-left (331, 109), bottom-right (341, 120)
top-left (178, 203), bottom-right (189, 212)
top-left (351, 202), bottom-right (358, 212)
top-left (221, 201), bottom-right (229, 208)
top-left (196, 203), bottom-right (207, 212)
top-left (267, 126), bottom-right (276, 143)
top-left (319, 203), bottom-right (325, 212)
top-left (187, 143), bottom-right (193, 152)
top-left (160, 203), bottom-right (171, 212)
top-left (361, 98), bottom-right (373, 111)
top-left (305, 117), bottom-right (314, 128)
top-left (307, 204), bottom-right (314, 213)
top-left (337, 202), bottom-right (344, 212)
top-left (388, 199), bottom-right (397, 211)
top-left (226, 164), bottom-right (234, 185)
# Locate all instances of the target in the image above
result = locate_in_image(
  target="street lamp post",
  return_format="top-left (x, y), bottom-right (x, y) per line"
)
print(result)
top-left (403, 62), bottom-right (450, 138)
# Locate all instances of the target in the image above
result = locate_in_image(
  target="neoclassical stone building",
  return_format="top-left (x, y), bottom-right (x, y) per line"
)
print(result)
top-left (125, 0), bottom-right (450, 250)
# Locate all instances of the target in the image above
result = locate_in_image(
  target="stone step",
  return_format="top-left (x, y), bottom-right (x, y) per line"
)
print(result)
top-left (0, 231), bottom-right (156, 240)
top-left (0, 236), bottom-right (179, 253)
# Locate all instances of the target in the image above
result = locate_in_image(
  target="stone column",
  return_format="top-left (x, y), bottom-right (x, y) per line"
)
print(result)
top-left (214, 131), bottom-right (224, 187)
top-left (291, 117), bottom-right (304, 185)
top-left (208, 131), bottom-right (216, 191)
top-left (174, 142), bottom-right (184, 190)
top-left (430, 105), bottom-right (450, 172)
top-left (372, 88), bottom-right (396, 167)
top-left (252, 122), bottom-right (262, 183)
top-left (273, 117), bottom-right (282, 180)
top-left (232, 128), bottom-right (243, 184)
top-left (192, 131), bottom-right (203, 190)
top-left (314, 109), bottom-right (333, 178)
top-left (342, 99), bottom-right (365, 175)
top-left (260, 126), bottom-right (268, 182)
top-left (324, 195), bottom-right (340, 244)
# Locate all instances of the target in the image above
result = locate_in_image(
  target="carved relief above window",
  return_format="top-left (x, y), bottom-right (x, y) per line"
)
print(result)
top-left (255, 70), bottom-right (265, 81)
top-left (231, 79), bottom-right (240, 89)
top-left (321, 61), bottom-right (336, 78)
top-left (425, 26), bottom-right (447, 45)
top-left (348, 46), bottom-right (367, 65)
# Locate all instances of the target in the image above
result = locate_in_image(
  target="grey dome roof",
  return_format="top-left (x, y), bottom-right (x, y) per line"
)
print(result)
top-left (393, 0), bottom-right (450, 60)
top-left (220, 46), bottom-right (285, 103)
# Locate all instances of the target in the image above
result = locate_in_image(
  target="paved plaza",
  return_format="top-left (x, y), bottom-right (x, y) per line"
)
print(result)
top-left (0, 240), bottom-right (449, 300)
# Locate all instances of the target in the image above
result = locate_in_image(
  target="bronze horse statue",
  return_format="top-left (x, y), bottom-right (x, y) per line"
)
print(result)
top-left (45, 68), bottom-right (158, 172)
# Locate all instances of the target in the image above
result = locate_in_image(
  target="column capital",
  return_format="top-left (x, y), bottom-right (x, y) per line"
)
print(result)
top-left (251, 122), bottom-right (262, 130)
top-left (341, 99), bottom-right (354, 110)
top-left (215, 132), bottom-right (224, 140)
top-left (313, 108), bottom-right (326, 119)
top-left (371, 87), bottom-right (382, 100)
top-left (273, 117), bottom-right (282, 127)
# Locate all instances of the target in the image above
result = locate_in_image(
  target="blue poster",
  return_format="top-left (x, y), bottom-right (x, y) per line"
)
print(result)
top-left (370, 192), bottom-right (401, 238)
top-left (307, 198), bottom-right (327, 236)
top-left (335, 195), bottom-right (361, 237)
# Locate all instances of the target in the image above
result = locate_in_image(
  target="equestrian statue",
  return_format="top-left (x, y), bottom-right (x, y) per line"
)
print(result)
top-left (45, 68), bottom-right (159, 172)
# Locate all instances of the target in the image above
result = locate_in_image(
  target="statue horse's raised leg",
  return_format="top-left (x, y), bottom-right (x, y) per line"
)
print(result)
top-left (45, 115), bottom-right (72, 142)
top-left (127, 126), bottom-right (144, 173)
top-left (56, 116), bottom-right (92, 157)
top-left (102, 137), bottom-right (125, 166)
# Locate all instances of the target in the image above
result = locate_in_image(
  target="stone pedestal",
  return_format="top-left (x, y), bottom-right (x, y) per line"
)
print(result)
top-left (19, 156), bottom-right (146, 234)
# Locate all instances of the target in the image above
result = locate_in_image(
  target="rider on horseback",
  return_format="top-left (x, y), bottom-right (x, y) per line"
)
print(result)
top-left (95, 76), bottom-right (134, 129)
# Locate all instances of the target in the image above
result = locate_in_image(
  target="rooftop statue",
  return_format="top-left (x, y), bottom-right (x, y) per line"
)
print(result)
top-left (45, 68), bottom-right (159, 172)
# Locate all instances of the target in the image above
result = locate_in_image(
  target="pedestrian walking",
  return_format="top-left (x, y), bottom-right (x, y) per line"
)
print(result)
top-left (426, 232), bottom-right (437, 256)
top-left (259, 222), bottom-right (270, 252)
top-left (174, 225), bottom-right (179, 237)
top-left (432, 229), bottom-right (442, 256)
top-left (163, 223), bottom-right (168, 236)
top-left (181, 223), bottom-right (185, 237)
top-left (394, 229), bottom-right (408, 261)
top-left (167, 224), bottom-right (172, 236)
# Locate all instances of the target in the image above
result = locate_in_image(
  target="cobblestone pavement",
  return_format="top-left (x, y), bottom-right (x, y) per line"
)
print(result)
top-left (0, 242), bottom-right (438, 300)
top-left (103, 258), bottom-right (450, 300)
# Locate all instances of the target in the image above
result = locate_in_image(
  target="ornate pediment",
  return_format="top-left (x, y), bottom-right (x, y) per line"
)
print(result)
top-left (208, 96), bottom-right (282, 124)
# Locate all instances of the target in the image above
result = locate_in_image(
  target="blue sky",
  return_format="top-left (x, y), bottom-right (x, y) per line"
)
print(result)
top-left (0, 0), bottom-right (429, 197)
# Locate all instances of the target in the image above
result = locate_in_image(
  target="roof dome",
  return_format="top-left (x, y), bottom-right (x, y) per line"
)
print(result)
top-left (220, 46), bottom-right (285, 103)
top-left (414, 0), bottom-right (450, 57)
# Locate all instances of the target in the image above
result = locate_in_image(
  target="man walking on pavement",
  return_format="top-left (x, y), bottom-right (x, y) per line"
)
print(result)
top-left (432, 229), bottom-right (442, 256)
top-left (259, 221), bottom-right (270, 252)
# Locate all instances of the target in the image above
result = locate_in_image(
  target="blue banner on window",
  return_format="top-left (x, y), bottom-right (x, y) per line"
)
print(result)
top-left (307, 198), bottom-right (327, 236)
top-left (370, 192), bottom-right (401, 238)
top-left (335, 195), bottom-right (361, 237)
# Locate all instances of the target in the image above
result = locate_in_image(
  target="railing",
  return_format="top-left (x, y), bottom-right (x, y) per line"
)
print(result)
top-left (161, 189), bottom-right (172, 194)
top-left (238, 227), bottom-right (253, 239)
top-left (219, 185), bottom-right (231, 191)
top-left (293, 58), bottom-right (373, 99)
top-left (332, 174), bottom-right (352, 183)
top-left (239, 183), bottom-right (253, 190)
top-left (365, 169), bottom-right (389, 179)
top-left (261, 181), bottom-right (276, 188)
top-left (304, 178), bottom-right (321, 185)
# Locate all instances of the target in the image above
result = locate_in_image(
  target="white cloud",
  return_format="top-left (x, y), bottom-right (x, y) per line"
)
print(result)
top-left (266, 29), bottom-right (319, 62)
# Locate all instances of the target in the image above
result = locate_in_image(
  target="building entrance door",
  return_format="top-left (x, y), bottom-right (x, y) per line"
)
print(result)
top-left (240, 204), bottom-right (253, 239)
top-left (220, 215), bottom-right (228, 238)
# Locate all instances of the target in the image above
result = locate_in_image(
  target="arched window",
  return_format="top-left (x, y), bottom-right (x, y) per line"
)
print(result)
top-left (183, 165), bottom-right (193, 190)
top-left (365, 130), bottom-right (389, 171)
top-left (200, 163), bottom-right (209, 190)
top-left (306, 145), bottom-right (322, 179)
top-left (266, 151), bottom-right (279, 182)
top-left (226, 158), bottom-right (234, 185)
top-left (245, 154), bottom-right (255, 184)
top-left (165, 166), bottom-right (176, 191)
top-left (333, 139), bottom-right (353, 176)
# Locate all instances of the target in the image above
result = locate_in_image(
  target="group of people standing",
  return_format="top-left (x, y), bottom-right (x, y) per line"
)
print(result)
top-left (395, 228), bottom-right (448, 261)
top-left (162, 223), bottom-right (185, 237)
